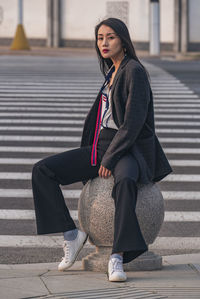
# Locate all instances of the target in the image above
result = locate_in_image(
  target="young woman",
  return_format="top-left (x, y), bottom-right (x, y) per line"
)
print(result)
top-left (32, 17), bottom-right (172, 282)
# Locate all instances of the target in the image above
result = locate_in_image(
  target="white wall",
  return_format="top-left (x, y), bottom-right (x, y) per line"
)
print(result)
top-left (160, 0), bottom-right (174, 42)
top-left (61, 0), bottom-right (107, 40)
top-left (61, 0), bottom-right (175, 43)
top-left (23, 0), bottom-right (47, 38)
top-left (128, 0), bottom-right (149, 41)
top-left (61, 0), bottom-right (150, 42)
top-left (0, 0), bottom-right (17, 37)
top-left (1, 0), bottom-right (200, 45)
top-left (0, 0), bottom-right (47, 39)
top-left (188, 0), bottom-right (200, 42)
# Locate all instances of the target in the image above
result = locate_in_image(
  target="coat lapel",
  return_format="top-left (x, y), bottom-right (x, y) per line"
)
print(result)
top-left (110, 55), bottom-right (130, 95)
top-left (110, 55), bottom-right (130, 127)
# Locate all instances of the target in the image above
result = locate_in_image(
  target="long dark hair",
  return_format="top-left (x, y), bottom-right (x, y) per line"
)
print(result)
top-left (95, 17), bottom-right (150, 82)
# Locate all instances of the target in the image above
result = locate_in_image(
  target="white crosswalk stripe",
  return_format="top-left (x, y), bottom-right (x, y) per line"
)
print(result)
top-left (0, 56), bottom-right (200, 263)
top-left (1, 158), bottom-right (199, 166)
top-left (1, 173), bottom-right (200, 182)
top-left (0, 235), bottom-right (199, 251)
top-left (1, 209), bottom-right (200, 222)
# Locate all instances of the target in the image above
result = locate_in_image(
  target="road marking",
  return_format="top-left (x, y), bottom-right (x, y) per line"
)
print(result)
top-left (1, 173), bottom-right (200, 182)
top-left (167, 160), bottom-right (200, 166)
top-left (153, 90), bottom-right (194, 94)
top-left (0, 146), bottom-right (76, 152)
top-left (164, 148), bottom-right (200, 154)
top-left (155, 99), bottom-right (200, 103)
top-left (156, 128), bottom-right (200, 133)
top-left (164, 211), bottom-right (200, 222)
top-left (155, 103), bottom-right (200, 107)
top-left (162, 191), bottom-right (200, 200)
top-left (1, 119), bottom-right (200, 126)
top-left (0, 235), bottom-right (199, 250)
top-left (0, 89), bottom-right (193, 94)
top-left (0, 102), bottom-right (91, 107)
top-left (0, 136), bottom-right (80, 142)
top-left (160, 137), bottom-right (200, 143)
top-left (1, 209), bottom-right (200, 222)
top-left (0, 126), bottom-right (83, 132)
top-left (0, 94), bottom-right (96, 98)
top-left (0, 98), bottom-right (95, 102)
top-left (0, 146), bottom-right (199, 154)
top-left (163, 175), bottom-right (200, 181)
top-left (0, 89), bottom-right (99, 94)
top-left (156, 121), bottom-right (200, 126)
top-left (155, 94), bottom-right (198, 98)
top-left (0, 158), bottom-right (199, 166)
top-left (156, 115), bottom-right (200, 120)
top-left (149, 237), bottom-right (200, 250)
top-left (18, 112), bottom-right (197, 120)
top-left (0, 189), bottom-right (81, 198)
top-left (2, 135), bottom-right (200, 143)
top-left (0, 147), bottom-right (198, 156)
top-left (0, 158), bottom-right (39, 164)
top-left (0, 189), bottom-right (200, 200)
top-left (2, 107), bottom-right (200, 113)
top-left (0, 112), bottom-right (86, 117)
top-left (155, 108), bottom-right (200, 113)
top-left (0, 119), bottom-right (84, 124)
top-left (0, 107), bottom-right (90, 112)
top-left (0, 209), bottom-right (78, 220)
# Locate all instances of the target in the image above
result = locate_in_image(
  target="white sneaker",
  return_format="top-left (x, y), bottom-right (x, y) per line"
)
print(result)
top-left (58, 230), bottom-right (88, 271)
top-left (108, 257), bottom-right (127, 282)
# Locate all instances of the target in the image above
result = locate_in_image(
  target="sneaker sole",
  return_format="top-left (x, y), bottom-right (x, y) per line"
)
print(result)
top-left (58, 233), bottom-right (88, 271)
top-left (106, 271), bottom-right (127, 282)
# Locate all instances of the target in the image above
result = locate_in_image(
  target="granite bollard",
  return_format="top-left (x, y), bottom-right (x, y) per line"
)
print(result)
top-left (78, 175), bottom-right (164, 272)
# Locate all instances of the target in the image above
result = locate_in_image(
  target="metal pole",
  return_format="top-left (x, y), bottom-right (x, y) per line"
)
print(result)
top-left (149, 0), bottom-right (160, 55)
top-left (18, 0), bottom-right (23, 24)
top-left (47, 0), bottom-right (53, 47)
top-left (53, 0), bottom-right (60, 47)
top-left (181, 0), bottom-right (188, 53)
top-left (174, 0), bottom-right (181, 53)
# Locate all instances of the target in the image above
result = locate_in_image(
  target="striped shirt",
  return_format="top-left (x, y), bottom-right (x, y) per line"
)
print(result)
top-left (100, 84), bottom-right (118, 131)
top-left (91, 65), bottom-right (116, 166)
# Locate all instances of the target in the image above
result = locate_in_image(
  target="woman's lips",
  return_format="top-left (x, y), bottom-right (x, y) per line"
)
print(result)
top-left (102, 49), bottom-right (109, 53)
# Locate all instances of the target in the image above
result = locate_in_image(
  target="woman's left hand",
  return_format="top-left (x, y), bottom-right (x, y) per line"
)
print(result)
top-left (98, 165), bottom-right (112, 179)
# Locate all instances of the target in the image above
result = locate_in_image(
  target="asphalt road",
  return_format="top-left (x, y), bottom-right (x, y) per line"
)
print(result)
top-left (0, 54), bottom-right (200, 264)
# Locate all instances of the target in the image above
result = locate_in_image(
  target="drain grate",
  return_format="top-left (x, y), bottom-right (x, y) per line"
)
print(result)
top-left (30, 286), bottom-right (168, 299)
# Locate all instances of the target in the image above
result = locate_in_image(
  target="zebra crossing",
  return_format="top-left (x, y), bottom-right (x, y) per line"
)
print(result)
top-left (0, 56), bottom-right (200, 263)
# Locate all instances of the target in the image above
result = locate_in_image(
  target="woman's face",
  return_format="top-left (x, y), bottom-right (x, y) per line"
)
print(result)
top-left (97, 25), bottom-right (124, 61)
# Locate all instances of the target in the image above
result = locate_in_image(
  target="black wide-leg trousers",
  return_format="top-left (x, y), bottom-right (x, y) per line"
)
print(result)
top-left (31, 128), bottom-right (148, 264)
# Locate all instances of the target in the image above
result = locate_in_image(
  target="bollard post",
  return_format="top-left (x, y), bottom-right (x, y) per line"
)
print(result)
top-left (10, 0), bottom-right (30, 50)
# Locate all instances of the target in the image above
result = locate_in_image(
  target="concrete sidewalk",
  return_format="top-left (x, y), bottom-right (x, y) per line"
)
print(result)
top-left (0, 253), bottom-right (199, 299)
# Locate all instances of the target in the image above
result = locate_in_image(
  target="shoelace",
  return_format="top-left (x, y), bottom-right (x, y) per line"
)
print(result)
top-left (110, 258), bottom-right (124, 274)
top-left (61, 240), bottom-right (70, 262)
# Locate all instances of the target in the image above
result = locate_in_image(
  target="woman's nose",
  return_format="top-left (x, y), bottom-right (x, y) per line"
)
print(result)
top-left (102, 38), bottom-right (108, 47)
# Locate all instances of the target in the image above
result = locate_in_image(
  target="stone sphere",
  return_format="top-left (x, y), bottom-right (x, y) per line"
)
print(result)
top-left (78, 175), bottom-right (164, 247)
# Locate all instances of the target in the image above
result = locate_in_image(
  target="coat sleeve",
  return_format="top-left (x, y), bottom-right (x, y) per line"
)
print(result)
top-left (100, 64), bottom-right (151, 171)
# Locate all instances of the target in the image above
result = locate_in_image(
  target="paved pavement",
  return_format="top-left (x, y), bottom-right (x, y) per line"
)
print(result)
top-left (0, 253), bottom-right (200, 298)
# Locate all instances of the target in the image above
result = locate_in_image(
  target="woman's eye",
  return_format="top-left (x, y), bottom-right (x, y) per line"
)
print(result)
top-left (98, 37), bottom-right (103, 41)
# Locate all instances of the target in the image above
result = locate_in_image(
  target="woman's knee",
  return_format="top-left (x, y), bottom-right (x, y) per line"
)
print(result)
top-left (32, 160), bottom-right (57, 182)
top-left (112, 176), bottom-right (138, 199)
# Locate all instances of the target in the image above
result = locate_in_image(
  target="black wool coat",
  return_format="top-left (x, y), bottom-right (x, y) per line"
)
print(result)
top-left (80, 55), bottom-right (173, 185)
